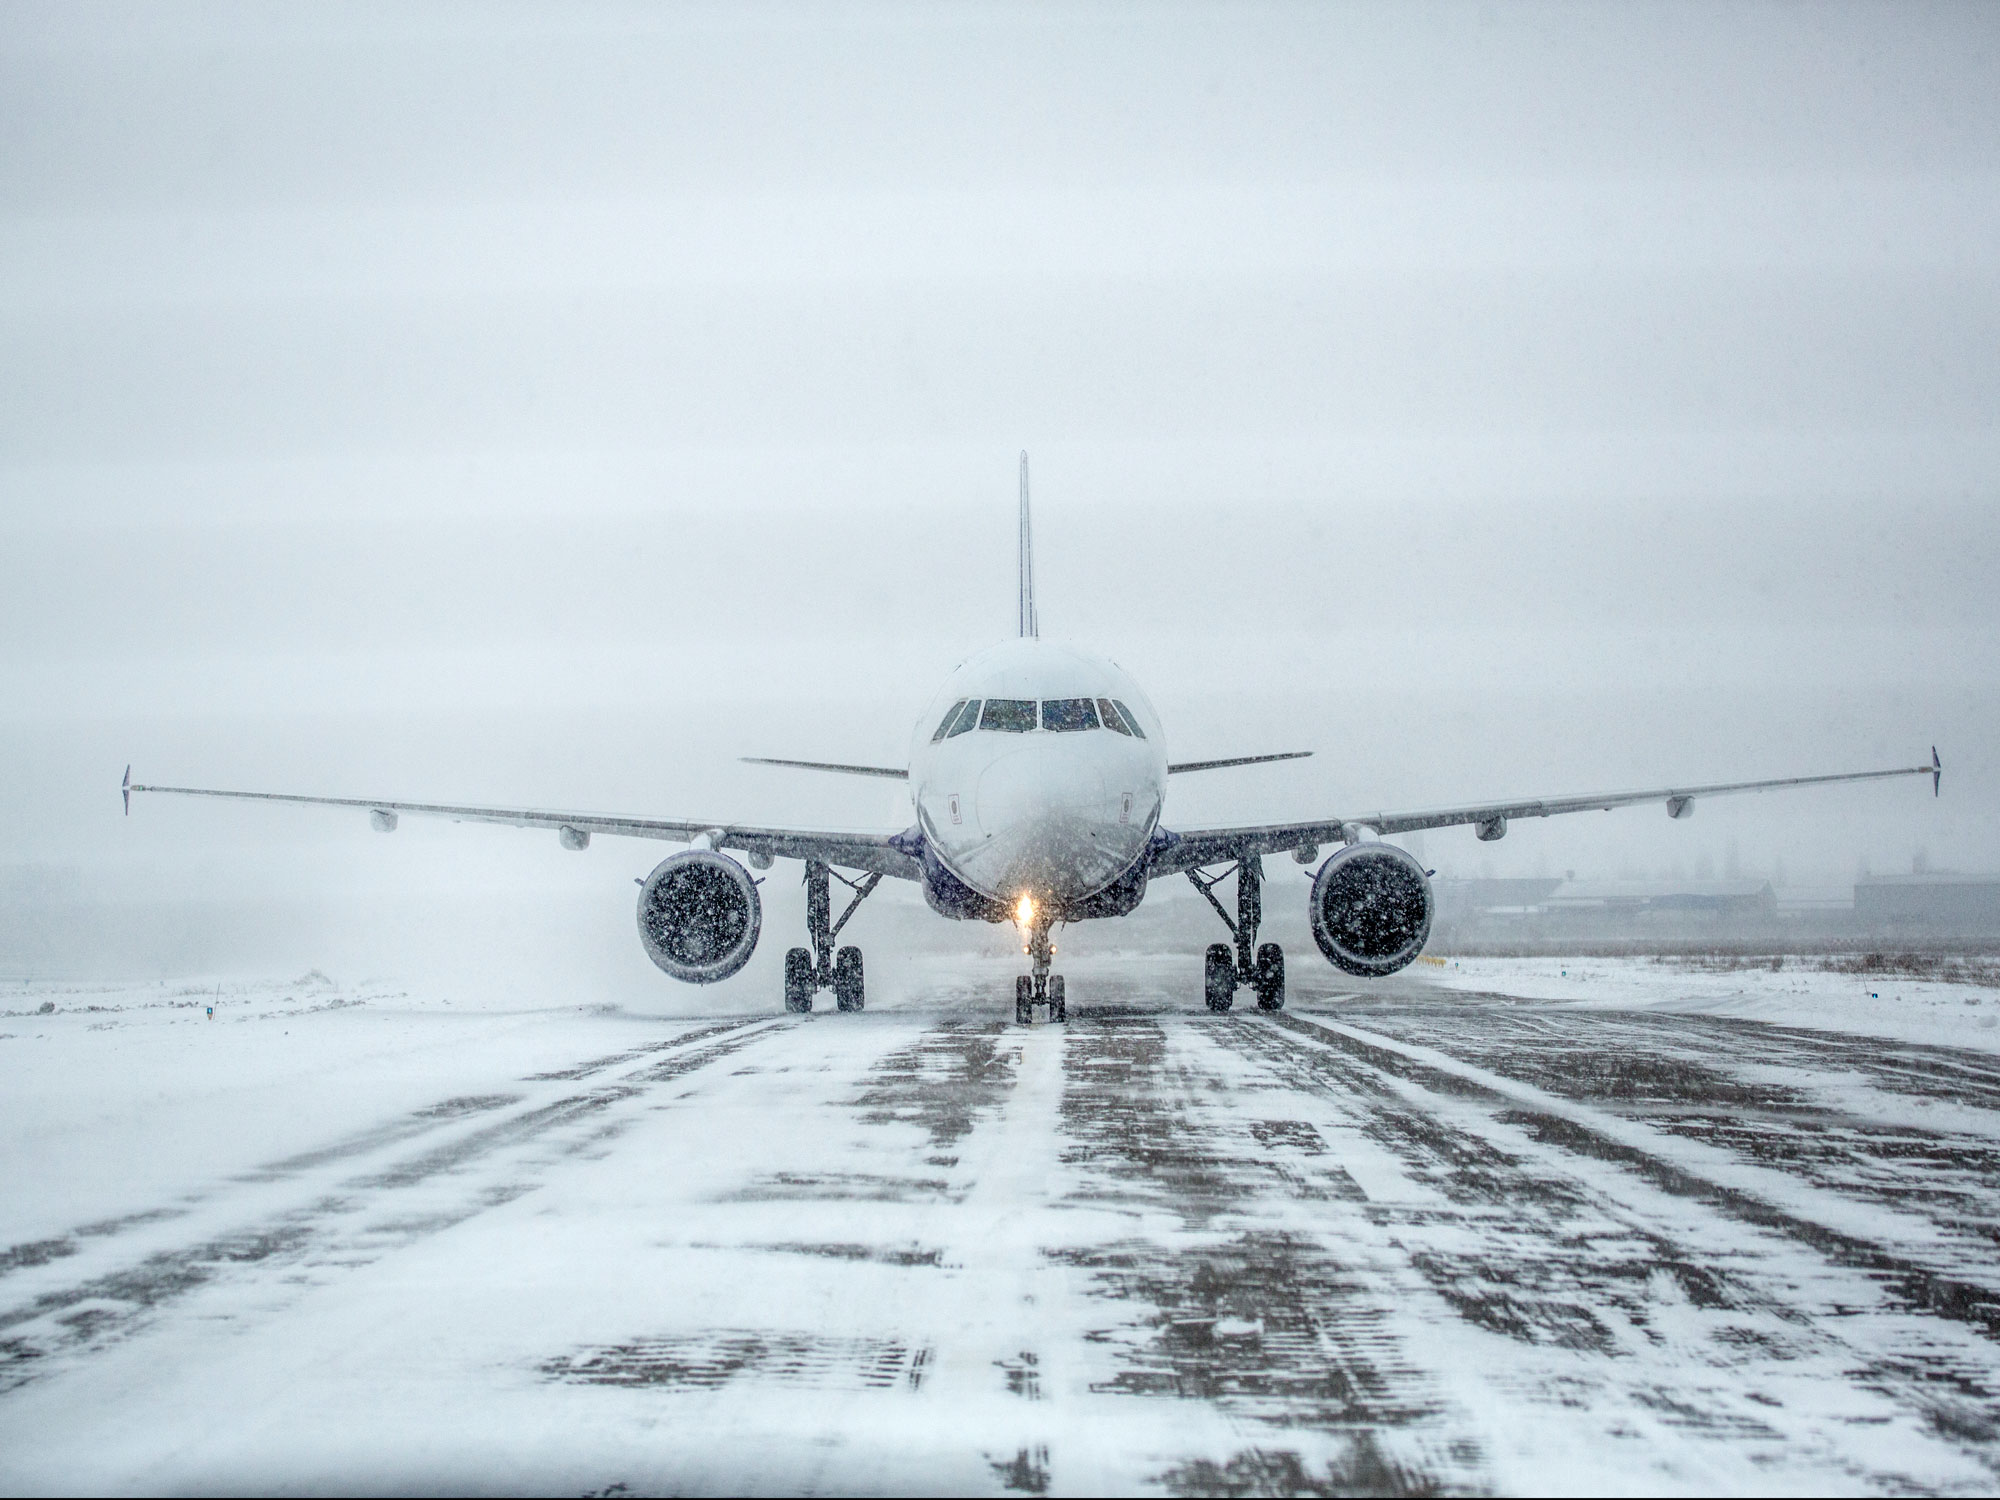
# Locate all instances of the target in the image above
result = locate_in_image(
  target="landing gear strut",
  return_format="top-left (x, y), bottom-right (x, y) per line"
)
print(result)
top-left (784, 859), bottom-right (880, 1014)
top-left (1014, 909), bottom-right (1067, 1025)
top-left (1187, 856), bottom-right (1284, 1013)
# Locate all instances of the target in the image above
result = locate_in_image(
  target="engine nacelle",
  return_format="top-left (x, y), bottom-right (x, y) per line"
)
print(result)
top-left (636, 849), bottom-right (762, 983)
top-left (1309, 842), bottom-right (1434, 978)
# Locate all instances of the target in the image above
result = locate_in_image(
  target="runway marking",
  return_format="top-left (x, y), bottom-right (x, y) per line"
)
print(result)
top-left (914, 1018), bottom-right (1071, 1486)
top-left (544, 1330), bottom-right (933, 1392)
top-left (1042, 1009), bottom-right (1482, 1493)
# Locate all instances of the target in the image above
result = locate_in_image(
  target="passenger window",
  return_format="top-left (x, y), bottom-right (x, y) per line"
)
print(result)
top-left (931, 700), bottom-right (969, 742)
top-left (945, 699), bottom-right (981, 737)
top-left (979, 698), bottom-right (1037, 733)
top-left (1041, 698), bottom-right (1098, 732)
top-left (1111, 700), bottom-right (1146, 738)
top-left (1097, 698), bottom-right (1131, 736)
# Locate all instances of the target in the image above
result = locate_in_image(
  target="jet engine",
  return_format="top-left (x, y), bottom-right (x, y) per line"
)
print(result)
top-left (1309, 842), bottom-right (1434, 977)
top-left (636, 850), bottom-right (762, 982)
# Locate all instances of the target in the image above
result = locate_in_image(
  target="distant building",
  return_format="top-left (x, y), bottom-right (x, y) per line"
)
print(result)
top-left (1855, 874), bottom-right (2000, 935)
top-left (1429, 872), bottom-right (2000, 947)
top-left (1544, 879), bottom-right (1777, 922)
top-left (1773, 886), bottom-right (1854, 918)
top-left (1433, 878), bottom-right (1563, 915)
top-left (1432, 876), bottom-right (1784, 945)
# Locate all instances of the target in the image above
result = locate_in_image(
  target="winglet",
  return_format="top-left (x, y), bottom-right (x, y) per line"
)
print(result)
top-left (122, 764), bottom-right (130, 816)
top-left (1017, 450), bottom-right (1037, 639)
top-left (1934, 745), bottom-right (1942, 797)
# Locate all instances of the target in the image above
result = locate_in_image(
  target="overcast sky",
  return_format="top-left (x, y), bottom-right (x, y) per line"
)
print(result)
top-left (2, 2), bottom-right (1994, 979)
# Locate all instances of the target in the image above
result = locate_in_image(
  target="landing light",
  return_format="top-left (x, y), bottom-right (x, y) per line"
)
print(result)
top-left (1015, 895), bottom-right (1035, 926)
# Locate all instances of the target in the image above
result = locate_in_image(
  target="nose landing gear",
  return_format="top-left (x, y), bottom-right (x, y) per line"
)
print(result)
top-left (784, 859), bottom-right (881, 1014)
top-left (1188, 856), bottom-right (1285, 1012)
top-left (1014, 911), bottom-right (1067, 1024)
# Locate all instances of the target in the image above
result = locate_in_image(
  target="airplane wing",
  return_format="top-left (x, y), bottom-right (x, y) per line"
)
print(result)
top-left (1167, 751), bottom-right (1312, 775)
top-left (122, 773), bottom-right (921, 879)
top-left (741, 757), bottom-right (908, 779)
top-left (1151, 750), bottom-right (1941, 874)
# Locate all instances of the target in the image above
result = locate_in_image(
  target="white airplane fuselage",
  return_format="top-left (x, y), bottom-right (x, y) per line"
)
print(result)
top-left (908, 638), bottom-right (1167, 913)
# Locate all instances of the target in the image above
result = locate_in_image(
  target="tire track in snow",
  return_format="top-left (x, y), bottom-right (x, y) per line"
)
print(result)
top-left (1228, 1009), bottom-right (2000, 1488)
top-left (1285, 1011), bottom-right (2000, 1340)
top-left (0, 1016), bottom-right (785, 1391)
top-left (1354, 1005), bottom-right (2000, 1263)
top-left (0, 1018), bottom-right (763, 1289)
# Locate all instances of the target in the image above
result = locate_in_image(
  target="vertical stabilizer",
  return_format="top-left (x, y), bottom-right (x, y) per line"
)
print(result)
top-left (1017, 450), bottom-right (1038, 638)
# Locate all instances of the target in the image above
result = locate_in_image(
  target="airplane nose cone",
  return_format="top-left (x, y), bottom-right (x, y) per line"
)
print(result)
top-left (970, 747), bottom-right (1132, 897)
top-left (976, 745), bottom-right (1107, 832)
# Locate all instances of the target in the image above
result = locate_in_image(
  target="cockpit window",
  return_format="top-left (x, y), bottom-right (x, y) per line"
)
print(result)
top-left (945, 699), bottom-right (981, 737)
top-left (979, 698), bottom-right (1037, 733)
top-left (1097, 698), bottom-right (1131, 736)
top-left (1041, 698), bottom-right (1099, 732)
top-left (1110, 699), bottom-right (1147, 738)
top-left (931, 700), bottom-right (969, 742)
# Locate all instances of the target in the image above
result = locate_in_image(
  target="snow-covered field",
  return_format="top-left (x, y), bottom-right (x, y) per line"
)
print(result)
top-left (5, 956), bottom-right (2000, 1495)
top-left (1428, 954), bottom-right (2000, 1052)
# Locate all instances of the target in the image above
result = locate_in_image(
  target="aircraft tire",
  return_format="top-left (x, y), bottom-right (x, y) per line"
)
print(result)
top-left (1049, 974), bottom-right (1067, 1023)
top-left (784, 947), bottom-right (815, 1014)
top-left (1204, 943), bottom-right (1236, 1012)
top-left (1255, 943), bottom-right (1286, 1011)
top-left (834, 946), bottom-right (865, 1011)
top-left (1015, 975), bottom-right (1034, 1025)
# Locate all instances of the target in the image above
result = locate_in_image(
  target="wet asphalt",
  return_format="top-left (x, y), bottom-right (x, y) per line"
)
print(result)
top-left (5, 965), bottom-right (2000, 1495)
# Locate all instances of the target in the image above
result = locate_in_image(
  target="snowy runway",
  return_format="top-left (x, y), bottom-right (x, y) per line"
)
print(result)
top-left (5, 963), bottom-right (2000, 1495)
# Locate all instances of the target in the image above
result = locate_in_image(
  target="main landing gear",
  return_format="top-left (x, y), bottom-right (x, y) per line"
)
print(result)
top-left (785, 859), bottom-right (881, 1014)
top-left (1014, 909), bottom-right (1067, 1025)
top-left (1187, 856), bottom-right (1284, 1013)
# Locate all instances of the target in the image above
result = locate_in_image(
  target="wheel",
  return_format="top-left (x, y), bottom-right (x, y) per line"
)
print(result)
top-left (1049, 974), bottom-right (1067, 1023)
top-left (1255, 943), bottom-right (1286, 1010)
top-left (1015, 975), bottom-right (1034, 1025)
top-left (834, 946), bottom-right (865, 1011)
top-left (784, 947), bottom-right (815, 1013)
top-left (1204, 943), bottom-right (1236, 1012)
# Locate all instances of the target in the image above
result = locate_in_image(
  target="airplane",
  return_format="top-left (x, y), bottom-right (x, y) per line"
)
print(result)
top-left (125, 455), bottom-right (1942, 1025)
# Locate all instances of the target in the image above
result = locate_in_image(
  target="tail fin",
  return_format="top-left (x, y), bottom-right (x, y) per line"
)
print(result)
top-left (1017, 450), bottom-right (1038, 638)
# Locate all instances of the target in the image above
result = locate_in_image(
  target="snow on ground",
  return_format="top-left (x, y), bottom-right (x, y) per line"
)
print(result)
top-left (1423, 953), bottom-right (2000, 1052)
top-left (4, 956), bottom-right (2000, 1495)
top-left (0, 973), bottom-right (701, 1248)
